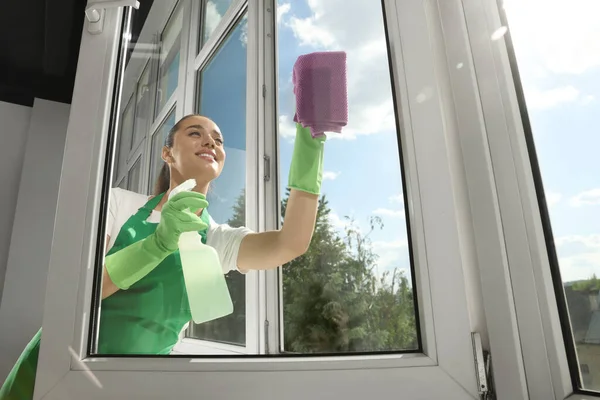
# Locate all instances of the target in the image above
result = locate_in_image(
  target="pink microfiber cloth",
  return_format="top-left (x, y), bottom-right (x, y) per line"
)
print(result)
top-left (292, 51), bottom-right (348, 138)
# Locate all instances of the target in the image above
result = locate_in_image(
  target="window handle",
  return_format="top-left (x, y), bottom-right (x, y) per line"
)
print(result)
top-left (85, 0), bottom-right (140, 35)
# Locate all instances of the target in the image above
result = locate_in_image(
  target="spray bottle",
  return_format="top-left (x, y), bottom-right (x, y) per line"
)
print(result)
top-left (168, 179), bottom-right (234, 324)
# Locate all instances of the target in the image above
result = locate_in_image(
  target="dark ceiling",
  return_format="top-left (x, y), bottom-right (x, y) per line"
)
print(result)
top-left (0, 0), bottom-right (86, 107)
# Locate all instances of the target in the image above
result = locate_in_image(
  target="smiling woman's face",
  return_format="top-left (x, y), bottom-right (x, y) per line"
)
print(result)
top-left (162, 115), bottom-right (226, 186)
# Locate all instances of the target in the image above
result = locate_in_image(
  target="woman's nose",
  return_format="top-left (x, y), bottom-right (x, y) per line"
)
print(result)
top-left (202, 133), bottom-right (215, 147)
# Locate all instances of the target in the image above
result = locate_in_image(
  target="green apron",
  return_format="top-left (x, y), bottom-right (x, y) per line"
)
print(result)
top-left (0, 192), bottom-right (210, 399)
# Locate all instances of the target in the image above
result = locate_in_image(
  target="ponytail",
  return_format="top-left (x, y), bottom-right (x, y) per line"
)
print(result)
top-left (153, 163), bottom-right (170, 196)
top-left (151, 113), bottom-right (202, 196)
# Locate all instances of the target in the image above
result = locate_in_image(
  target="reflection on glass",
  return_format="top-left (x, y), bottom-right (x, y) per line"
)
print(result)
top-left (115, 97), bottom-right (135, 181)
top-left (127, 157), bottom-right (142, 193)
top-left (149, 111), bottom-right (176, 194)
top-left (201, 0), bottom-right (234, 48)
top-left (504, 0), bottom-right (600, 392)
top-left (187, 15), bottom-right (248, 346)
top-left (132, 63), bottom-right (152, 151)
top-left (155, 7), bottom-right (183, 115)
top-left (276, 0), bottom-right (418, 353)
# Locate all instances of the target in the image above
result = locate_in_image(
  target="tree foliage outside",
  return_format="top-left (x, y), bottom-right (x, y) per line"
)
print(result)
top-left (189, 188), bottom-right (419, 353)
top-left (572, 274), bottom-right (600, 293)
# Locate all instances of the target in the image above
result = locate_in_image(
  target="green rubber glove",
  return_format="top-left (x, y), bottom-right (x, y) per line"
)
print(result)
top-left (288, 123), bottom-right (326, 195)
top-left (105, 191), bottom-right (209, 290)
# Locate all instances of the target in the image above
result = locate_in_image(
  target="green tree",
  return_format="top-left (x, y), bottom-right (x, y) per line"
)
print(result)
top-left (572, 274), bottom-right (600, 292)
top-left (191, 188), bottom-right (418, 353)
top-left (281, 188), bottom-right (417, 353)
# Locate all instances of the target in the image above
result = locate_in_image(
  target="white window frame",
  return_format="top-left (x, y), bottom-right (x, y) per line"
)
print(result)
top-left (179, 0), bottom-right (261, 354)
top-left (33, 0), bottom-right (541, 398)
top-left (457, 0), bottom-right (598, 399)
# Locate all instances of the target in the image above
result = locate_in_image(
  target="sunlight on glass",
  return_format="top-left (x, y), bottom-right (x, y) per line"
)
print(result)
top-left (505, 0), bottom-right (600, 391)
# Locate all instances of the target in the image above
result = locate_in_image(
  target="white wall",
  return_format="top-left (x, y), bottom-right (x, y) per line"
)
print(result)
top-left (0, 99), bottom-right (70, 383)
top-left (0, 101), bottom-right (31, 305)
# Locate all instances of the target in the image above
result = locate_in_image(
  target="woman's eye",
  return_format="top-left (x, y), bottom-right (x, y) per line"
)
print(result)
top-left (189, 131), bottom-right (201, 137)
top-left (215, 138), bottom-right (224, 145)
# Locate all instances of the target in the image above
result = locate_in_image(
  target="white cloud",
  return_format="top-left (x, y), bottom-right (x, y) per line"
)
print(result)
top-left (372, 238), bottom-right (410, 271)
top-left (238, 18), bottom-right (248, 47)
top-left (277, 3), bottom-right (291, 24)
top-left (525, 86), bottom-right (580, 110)
top-left (504, 0), bottom-right (600, 75)
top-left (389, 194), bottom-right (404, 204)
top-left (283, 0), bottom-right (396, 140)
top-left (205, 1), bottom-right (222, 41)
top-left (558, 252), bottom-right (600, 282)
top-left (323, 171), bottom-right (341, 180)
top-left (278, 115), bottom-right (297, 139)
top-left (554, 234), bottom-right (600, 282)
top-left (373, 239), bottom-right (408, 250)
top-left (328, 211), bottom-right (346, 231)
top-left (570, 188), bottom-right (600, 207)
top-left (287, 16), bottom-right (336, 48)
top-left (546, 191), bottom-right (562, 207)
top-left (373, 208), bottom-right (405, 218)
top-left (555, 234), bottom-right (600, 248)
top-left (582, 95), bottom-right (596, 105)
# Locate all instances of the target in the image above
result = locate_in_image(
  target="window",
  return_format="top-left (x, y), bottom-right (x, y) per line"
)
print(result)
top-left (503, 0), bottom-right (600, 394)
top-left (200, 0), bottom-right (235, 48)
top-left (275, 0), bottom-right (417, 354)
top-left (155, 7), bottom-right (183, 115)
top-left (37, 0), bottom-right (502, 398)
top-left (186, 15), bottom-right (248, 346)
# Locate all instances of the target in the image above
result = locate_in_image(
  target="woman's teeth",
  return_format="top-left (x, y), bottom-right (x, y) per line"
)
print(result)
top-left (199, 153), bottom-right (215, 161)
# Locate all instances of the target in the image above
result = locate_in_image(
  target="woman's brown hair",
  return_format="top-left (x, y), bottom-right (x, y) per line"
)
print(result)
top-left (153, 114), bottom-right (202, 195)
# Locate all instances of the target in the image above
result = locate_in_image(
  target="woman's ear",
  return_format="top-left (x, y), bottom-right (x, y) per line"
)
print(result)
top-left (161, 146), bottom-right (172, 164)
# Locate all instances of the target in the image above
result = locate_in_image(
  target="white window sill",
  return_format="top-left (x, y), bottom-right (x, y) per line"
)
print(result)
top-left (171, 338), bottom-right (247, 355)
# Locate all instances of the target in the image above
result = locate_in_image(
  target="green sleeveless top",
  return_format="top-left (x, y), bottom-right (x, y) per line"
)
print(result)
top-left (98, 192), bottom-right (211, 354)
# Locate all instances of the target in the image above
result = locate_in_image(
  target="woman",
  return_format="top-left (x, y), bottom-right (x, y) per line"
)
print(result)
top-left (1, 114), bottom-right (325, 399)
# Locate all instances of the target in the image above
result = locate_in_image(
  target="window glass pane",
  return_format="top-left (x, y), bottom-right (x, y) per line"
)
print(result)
top-left (276, 1), bottom-right (418, 353)
top-left (503, 0), bottom-right (600, 392)
top-left (155, 7), bottom-right (183, 115)
top-left (186, 15), bottom-right (248, 346)
top-left (132, 62), bottom-right (153, 151)
top-left (93, 2), bottom-right (193, 357)
top-left (200, 0), bottom-right (235, 49)
top-left (115, 97), bottom-right (135, 181)
top-left (149, 110), bottom-right (176, 195)
top-left (127, 156), bottom-right (142, 193)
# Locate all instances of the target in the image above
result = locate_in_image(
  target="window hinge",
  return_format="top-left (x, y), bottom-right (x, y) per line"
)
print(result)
top-left (262, 84), bottom-right (267, 98)
top-left (264, 319), bottom-right (270, 354)
top-left (263, 155), bottom-right (271, 181)
top-left (86, 0), bottom-right (140, 35)
top-left (472, 332), bottom-right (495, 400)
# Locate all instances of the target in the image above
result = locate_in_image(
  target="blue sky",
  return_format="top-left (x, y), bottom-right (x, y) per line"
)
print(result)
top-left (275, 0), bottom-right (410, 281)
top-left (504, 0), bottom-right (600, 282)
top-left (199, 0), bottom-right (600, 285)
